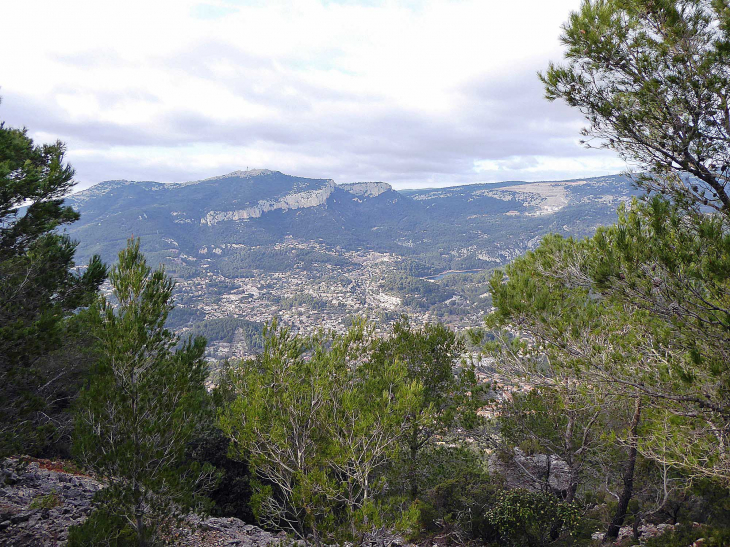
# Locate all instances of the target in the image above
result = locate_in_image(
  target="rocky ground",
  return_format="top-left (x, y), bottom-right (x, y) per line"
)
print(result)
top-left (0, 457), bottom-right (100, 545)
top-left (0, 457), bottom-right (297, 546)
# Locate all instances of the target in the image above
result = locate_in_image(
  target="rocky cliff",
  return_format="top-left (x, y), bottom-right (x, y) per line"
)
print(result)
top-left (339, 182), bottom-right (392, 198)
top-left (201, 180), bottom-right (337, 226)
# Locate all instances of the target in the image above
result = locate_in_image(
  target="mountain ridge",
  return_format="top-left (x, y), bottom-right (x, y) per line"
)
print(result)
top-left (65, 170), bottom-right (638, 270)
top-left (62, 169), bottom-right (639, 358)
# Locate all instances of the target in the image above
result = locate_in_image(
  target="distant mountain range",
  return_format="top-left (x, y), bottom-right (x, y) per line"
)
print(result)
top-left (63, 169), bottom-right (641, 356)
top-left (66, 169), bottom-right (638, 274)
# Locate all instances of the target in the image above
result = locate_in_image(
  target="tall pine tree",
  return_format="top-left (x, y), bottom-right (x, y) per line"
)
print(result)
top-left (74, 239), bottom-right (215, 546)
top-left (0, 105), bottom-right (106, 456)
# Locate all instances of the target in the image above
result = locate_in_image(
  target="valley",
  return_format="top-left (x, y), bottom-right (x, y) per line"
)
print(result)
top-left (65, 169), bottom-right (638, 360)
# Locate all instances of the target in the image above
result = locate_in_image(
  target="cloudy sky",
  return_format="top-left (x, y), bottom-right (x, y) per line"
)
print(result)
top-left (1, 0), bottom-right (626, 190)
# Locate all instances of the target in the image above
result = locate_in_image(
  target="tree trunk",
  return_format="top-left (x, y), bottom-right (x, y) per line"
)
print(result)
top-left (409, 427), bottom-right (419, 499)
top-left (136, 511), bottom-right (146, 547)
top-left (604, 396), bottom-right (642, 542)
top-left (564, 412), bottom-right (578, 503)
top-left (133, 375), bottom-right (146, 547)
top-left (566, 480), bottom-right (578, 504)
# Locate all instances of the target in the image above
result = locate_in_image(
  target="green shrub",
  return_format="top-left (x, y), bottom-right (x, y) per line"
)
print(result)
top-left (484, 489), bottom-right (581, 547)
top-left (29, 490), bottom-right (61, 509)
top-left (67, 508), bottom-right (138, 546)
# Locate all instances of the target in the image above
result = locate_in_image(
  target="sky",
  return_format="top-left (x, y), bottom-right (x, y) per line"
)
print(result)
top-left (1, 0), bottom-right (627, 190)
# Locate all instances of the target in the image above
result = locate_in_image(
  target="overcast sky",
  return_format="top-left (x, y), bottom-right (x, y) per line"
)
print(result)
top-left (1, 0), bottom-right (627, 190)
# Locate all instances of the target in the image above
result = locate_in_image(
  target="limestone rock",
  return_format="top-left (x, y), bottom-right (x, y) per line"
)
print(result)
top-left (0, 457), bottom-right (291, 546)
top-left (201, 180), bottom-right (336, 226)
top-left (488, 448), bottom-right (572, 494)
top-left (340, 182), bottom-right (392, 198)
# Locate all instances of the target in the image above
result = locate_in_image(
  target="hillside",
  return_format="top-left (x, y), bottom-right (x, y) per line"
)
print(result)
top-left (67, 170), bottom-right (635, 268)
top-left (64, 170), bottom-right (639, 358)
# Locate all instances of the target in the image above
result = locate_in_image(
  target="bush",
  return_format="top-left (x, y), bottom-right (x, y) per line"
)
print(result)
top-left (484, 489), bottom-right (581, 547)
top-left (29, 490), bottom-right (61, 510)
top-left (67, 508), bottom-right (138, 546)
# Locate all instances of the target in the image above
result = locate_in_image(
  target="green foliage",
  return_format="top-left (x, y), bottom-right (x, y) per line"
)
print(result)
top-left (29, 490), bottom-right (61, 510)
top-left (474, 2), bottom-right (730, 539)
top-left (219, 319), bottom-right (425, 542)
top-left (487, 194), bottom-right (730, 483)
top-left (414, 447), bottom-right (498, 539)
top-left (496, 384), bottom-right (609, 502)
top-left (484, 490), bottom-right (582, 547)
top-left (73, 239), bottom-right (215, 545)
top-left (0, 111), bottom-right (107, 456)
top-left (541, 0), bottom-right (730, 214)
top-left (372, 317), bottom-right (484, 497)
top-left (67, 507), bottom-right (138, 547)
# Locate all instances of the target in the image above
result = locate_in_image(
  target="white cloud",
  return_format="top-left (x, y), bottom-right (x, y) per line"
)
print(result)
top-left (0, 0), bottom-right (622, 189)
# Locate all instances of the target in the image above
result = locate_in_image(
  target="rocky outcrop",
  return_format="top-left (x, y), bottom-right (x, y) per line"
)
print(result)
top-left (488, 449), bottom-right (572, 494)
top-left (165, 515), bottom-right (295, 546)
top-left (201, 180), bottom-right (336, 226)
top-left (0, 457), bottom-right (102, 546)
top-left (591, 522), bottom-right (683, 544)
top-left (340, 182), bottom-right (392, 198)
top-left (0, 458), bottom-right (292, 546)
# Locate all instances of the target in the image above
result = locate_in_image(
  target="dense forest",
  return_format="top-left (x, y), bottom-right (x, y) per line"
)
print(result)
top-left (2, 0), bottom-right (730, 545)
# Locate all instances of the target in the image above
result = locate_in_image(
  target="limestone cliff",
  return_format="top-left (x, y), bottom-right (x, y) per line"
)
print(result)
top-left (339, 182), bottom-right (392, 198)
top-left (201, 180), bottom-right (337, 226)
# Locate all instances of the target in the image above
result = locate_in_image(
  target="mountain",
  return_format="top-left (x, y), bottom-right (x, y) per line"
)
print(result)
top-left (67, 170), bottom-right (636, 271)
top-left (64, 170), bottom-right (640, 359)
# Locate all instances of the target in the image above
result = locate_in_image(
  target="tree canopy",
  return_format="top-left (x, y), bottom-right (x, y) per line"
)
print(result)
top-left (542, 0), bottom-right (730, 214)
top-left (0, 109), bottom-right (106, 455)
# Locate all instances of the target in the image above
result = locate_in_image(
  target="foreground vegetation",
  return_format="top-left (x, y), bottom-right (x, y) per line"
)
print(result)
top-left (3, 0), bottom-right (730, 545)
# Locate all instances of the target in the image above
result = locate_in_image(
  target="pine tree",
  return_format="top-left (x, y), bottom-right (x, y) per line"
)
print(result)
top-left (371, 317), bottom-right (482, 498)
top-left (219, 319), bottom-right (423, 543)
top-left (483, 2), bottom-right (730, 538)
top-left (541, 0), bottom-right (730, 216)
top-left (0, 107), bottom-right (106, 455)
top-left (74, 238), bottom-right (215, 546)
